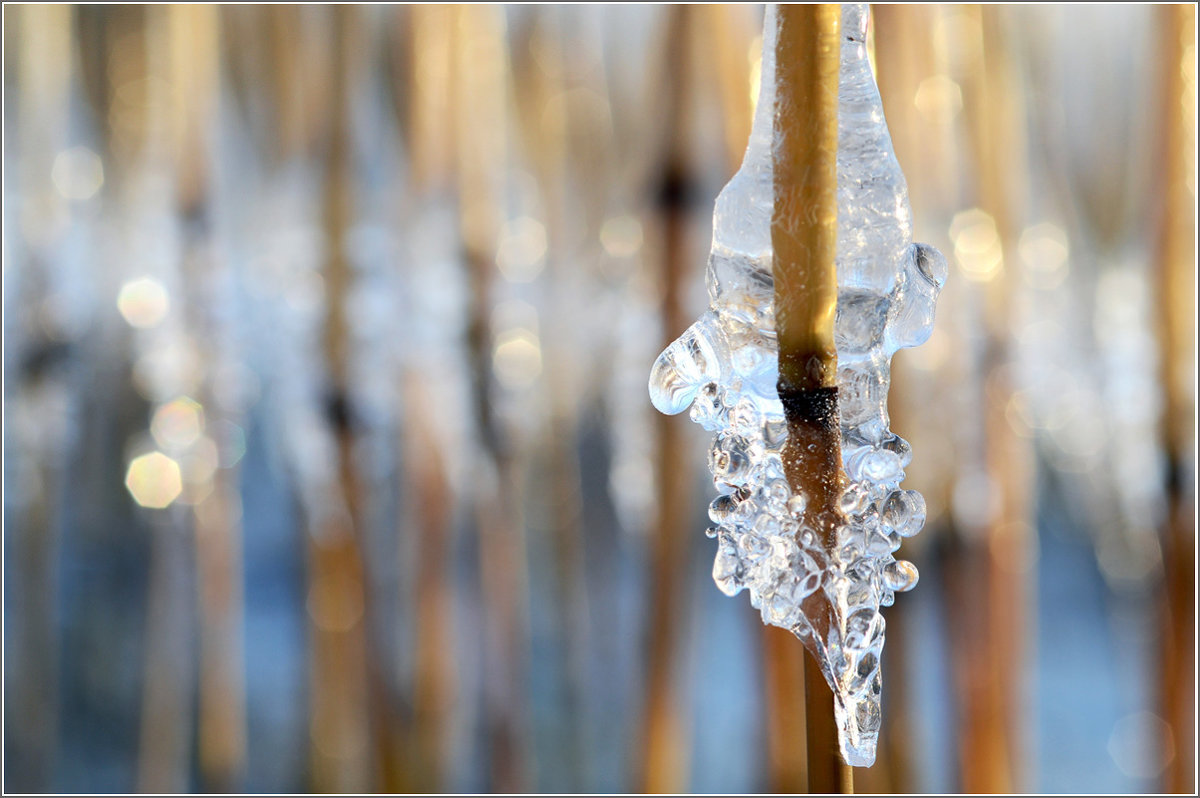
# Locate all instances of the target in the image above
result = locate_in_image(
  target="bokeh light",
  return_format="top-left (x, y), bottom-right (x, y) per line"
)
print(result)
top-left (950, 208), bottom-right (1004, 282)
top-left (124, 451), bottom-right (183, 509)
top-left (117, 277), bottom-right (170, 329)
top-left (51, 146), bottom-right (104, 200)
top-left (150, 397), bottom-right (205, 450)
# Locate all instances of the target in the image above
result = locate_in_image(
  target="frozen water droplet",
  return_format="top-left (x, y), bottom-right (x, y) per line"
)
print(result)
top-left (880, 489), bottom-right (926, 537)
top-left (883, 559), bottom-right (919, 592)
top-left (709, 494), bottom-right (737, 523)
top-left (844, 607), bottom-right (884, 650)
top-left (866, 527), bottom-right (894, 557)
top-left (763, 415), bottom-right (788, 447)
top-left (729, 396), bottom-right (762, 434)
top-left (689, 382), bottom-right (726, 431)
top-left (709, 432), bottom-right (752, 489)
top-left (738, 532), bottom-right (770, 562)
top-left (879, 434), bottom-right (913, 468)
top-left (915, 242), bottom-right (948, 287)
top-left (648, 319), bottom-right (722, 415)
top-left (846, 446), bottom-right (904, 485)
top-left (840, 483), bottom-right (870, 516)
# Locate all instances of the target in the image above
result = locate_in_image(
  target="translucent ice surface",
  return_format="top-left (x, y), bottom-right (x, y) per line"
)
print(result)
top-left (649, 4), bottom-right (946, 767)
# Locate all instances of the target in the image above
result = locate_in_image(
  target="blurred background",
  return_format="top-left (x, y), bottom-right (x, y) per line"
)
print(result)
top-left (2, 4), bottom-right (1195, 794)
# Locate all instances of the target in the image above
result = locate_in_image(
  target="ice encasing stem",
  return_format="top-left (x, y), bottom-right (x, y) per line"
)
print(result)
top-left (770, 4), bottom-right (854, 792)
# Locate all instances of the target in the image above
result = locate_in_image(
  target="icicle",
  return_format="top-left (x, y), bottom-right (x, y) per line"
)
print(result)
top-left (648, 3), bottom-right (946, 767)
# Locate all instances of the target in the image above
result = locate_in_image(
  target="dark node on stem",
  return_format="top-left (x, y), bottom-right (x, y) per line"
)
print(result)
top-left (180, 201), bottom-right (211, 237)
top-left (324, 386), bottom-right (356, 433)
top-left (778, 384), bottom-right (840, 433)
top-left (1165, 456), bottom-right (1186, 501)
top-left (21, 341), bottom-right (72, 380)
top-left (779, 384), bottom-right (844, 538)
top-left (653, 164), bottom-right (702, 213)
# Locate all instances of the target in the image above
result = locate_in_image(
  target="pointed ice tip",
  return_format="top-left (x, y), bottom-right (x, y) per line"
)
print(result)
top-left (834, 689), bottom-right (882, 770)
top-left (842, 743), bottom-right (876, 769)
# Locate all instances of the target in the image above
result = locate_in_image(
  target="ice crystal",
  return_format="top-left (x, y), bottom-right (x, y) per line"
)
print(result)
top-left (648, 4), bottom-right (946, 767)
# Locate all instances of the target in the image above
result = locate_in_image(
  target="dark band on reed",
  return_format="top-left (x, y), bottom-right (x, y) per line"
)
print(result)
top-left (778, 383), bottom-right (840, 433)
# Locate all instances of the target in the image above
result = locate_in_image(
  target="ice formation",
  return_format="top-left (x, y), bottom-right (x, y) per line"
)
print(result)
top-left (648, 4), bottom-right (946, 767)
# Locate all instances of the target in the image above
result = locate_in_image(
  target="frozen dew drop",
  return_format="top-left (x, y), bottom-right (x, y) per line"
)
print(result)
top-left (738, 532), bottom-right (770, 562)
top-left (648, 322), bottom-right (720, 415)
top-left (844, 607), bottom-right (883, 650)
top-left (713, 540), bottom-right (745, 597)
top-left (648, 350), bottom-right (697, 415)
top-left (866, 527), bottom-right (894, 557)
top-left (915, 240), bottom-right (949, 288)
top-left (882, 559), bottom-right (919, 592)
top-left (880, 489), bottom-right (926, 537)
top-left (689, 382), bottom-right (726, 430)
top-left (766, 478), bottom-right (790, 506)
top-left (839, 483), bottom-right (870, 516)
top-left (708, 432), bottom-right (752, 488)
top-left (709, 493), bottom-right (738, 523)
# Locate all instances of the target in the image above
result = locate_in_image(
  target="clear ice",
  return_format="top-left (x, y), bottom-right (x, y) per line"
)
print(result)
top-left (648, 4), bottom-right (947, 767)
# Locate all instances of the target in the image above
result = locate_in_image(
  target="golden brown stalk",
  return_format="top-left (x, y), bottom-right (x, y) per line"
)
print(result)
top-left (702, 7), bottom-right (816, 794)
top-left (700, 4), bottom-right (756, 173)
top-left (137, 9), bottom-right (207, 793)
top-left (1155, 5), bottom-right (1196, 794)
top-left (773, 3), bottom-right (844, 534)
top-left (639, 7), bottom-right (696, 792)
top-left (511, 12), bottom-right (595, 787)
top-left (869, 7), bottom-right (953, 793)
top-left (390, 9), bottom-right (459, 793)
top-left (409, 5), bottom-right (456, 195)
top-left (402, 373), bottom-right (456, 792)
top-left (771, 5), bottom-right (853, 794)
top-left (242, 7), bottom-right (369, 792)
top-left (953, 7), bottom-right (1034, 792)
top-left (309, 7), bottom-right (381, 792)
top-left (194, 477), bottom-right (246, 792)
top-left (7, 6), bottom-right (73, 790)
top-left (137, 511), bottom-right (196, 795)
top-left (762, 625), bottom-right (810, 792)
top-left (159, 7), bottom-right (250, 791)
top-left (451, 6), bottom-right (533, 790)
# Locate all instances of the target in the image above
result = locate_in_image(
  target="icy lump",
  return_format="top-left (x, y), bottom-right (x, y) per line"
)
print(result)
top-left (648, 4), bottom-right (946, 767)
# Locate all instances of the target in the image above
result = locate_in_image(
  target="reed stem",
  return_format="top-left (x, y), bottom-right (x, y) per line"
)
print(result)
top-left (771, 5), bottom-right (853, 793)
top-left (1155, 5), bottom-right (1196, 793)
